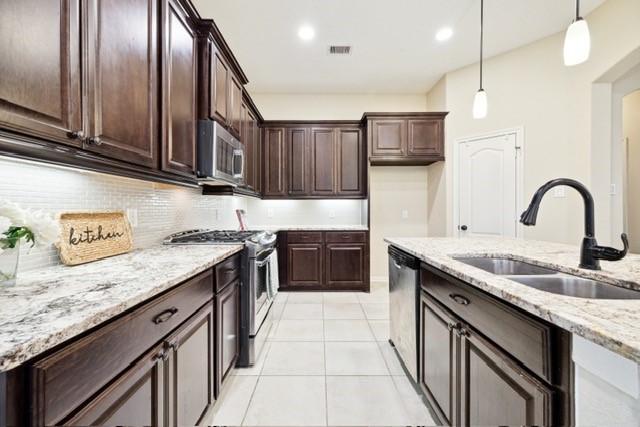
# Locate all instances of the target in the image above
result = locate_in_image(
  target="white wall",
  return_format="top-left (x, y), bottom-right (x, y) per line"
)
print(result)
top-left (252, 93), bottom-right (428, 121)
top-left (426, 0), bottom-right (640, 245)
top-left (251, 93), bottom-right (430, 281)
top-left (623, 91), bottom-right (640, 252)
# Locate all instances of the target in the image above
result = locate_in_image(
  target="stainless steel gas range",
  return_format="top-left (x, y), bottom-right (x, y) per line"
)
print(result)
top-left (163, 229), bottom-right (278, 366)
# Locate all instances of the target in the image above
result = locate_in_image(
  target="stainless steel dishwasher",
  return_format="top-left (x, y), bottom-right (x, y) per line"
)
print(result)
top-left (388, 245), bottom-right (420, 382)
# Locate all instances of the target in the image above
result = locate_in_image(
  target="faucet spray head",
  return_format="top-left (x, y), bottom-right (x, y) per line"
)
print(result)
top-left (519, 203), bottom-right (539, 226)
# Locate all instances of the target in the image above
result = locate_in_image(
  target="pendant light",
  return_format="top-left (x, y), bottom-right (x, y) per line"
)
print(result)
top-left (563, 0), bottom-right (591, 66)
top-left (472, 0), bottom-right (487, 119)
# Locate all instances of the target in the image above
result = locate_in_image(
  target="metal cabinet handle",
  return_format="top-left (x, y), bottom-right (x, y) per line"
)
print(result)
top-left (447, 322), bottom-right (461, 332)
top-left (152, 307), bottom-right (178, 324)
top-left (86, 136), bottom-right (102, 146)
top-left (456, 327), bottom-right (470, 338)
top-left (67, 130), bottom-right (85, 140)
top-left (449, 293), bottom-right (470, 306)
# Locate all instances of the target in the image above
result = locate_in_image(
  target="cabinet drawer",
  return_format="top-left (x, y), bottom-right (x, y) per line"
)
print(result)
top-left (325, 231), bottom-right (367, 243)
top-left (30, 269), bottom-right (214, 426)
top-left (215, 252), bottom-right (241, 293)
top-left (287, 231), bottom-right (323, 243)
top-left (420, 264), bottom-right (553, 383)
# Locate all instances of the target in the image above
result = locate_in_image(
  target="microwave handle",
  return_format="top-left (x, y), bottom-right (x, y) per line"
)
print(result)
top-left (233, 149), bottom-right (244, 179)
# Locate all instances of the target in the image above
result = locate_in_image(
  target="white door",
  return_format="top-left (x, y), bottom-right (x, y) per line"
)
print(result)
top-left (458, 133), bottom-right (518, 237)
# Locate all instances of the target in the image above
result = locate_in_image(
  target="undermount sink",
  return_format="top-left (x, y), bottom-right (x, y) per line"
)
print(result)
top-left (454, 257), bottom-right (558, 275)
top-left (455, 256), bottom-right (640, 300)
top-left (508, 275), bottom-right (640, 299)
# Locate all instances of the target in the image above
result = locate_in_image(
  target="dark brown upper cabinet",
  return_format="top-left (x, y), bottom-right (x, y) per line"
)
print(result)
top-left (0, 0), bottom-right (82, 146)
top-left (365, 112), bottom-right (448, 165)
top-left (336, 128), bottom-right (365, 196)
top-left (210, 47), bottom-right (229, 124)
top-left (262, 122), bottom-right (366, 199)
top-left (244, 106), bottom-right (258, 192)
top-left (161, 0), bottom-right (198, 177)
top-left (287, 128), bottom-right (310, 196)
top-left (263, 127), bottom-right (287, 197)
top-left (310, 128), bottom-right (336, 196)
top-left (229, 75), bottom-right (243, 137)
top-left (84, 0), bottom-right (158, 167)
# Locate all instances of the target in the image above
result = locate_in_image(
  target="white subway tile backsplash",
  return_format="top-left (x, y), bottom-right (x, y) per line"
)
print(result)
top-left (0, 157), bottom-right (244, 272)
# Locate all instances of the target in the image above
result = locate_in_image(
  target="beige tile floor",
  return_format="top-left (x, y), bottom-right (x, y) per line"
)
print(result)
top-left (203, 282), bottom-right (436, 426)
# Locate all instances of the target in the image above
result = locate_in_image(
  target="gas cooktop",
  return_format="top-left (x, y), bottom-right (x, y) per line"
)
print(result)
top-left (163, 229), bottom-right (263, 245)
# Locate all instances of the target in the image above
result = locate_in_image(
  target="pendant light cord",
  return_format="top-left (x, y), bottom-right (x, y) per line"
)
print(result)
top-left (479, 0), bottom-right (484, 90)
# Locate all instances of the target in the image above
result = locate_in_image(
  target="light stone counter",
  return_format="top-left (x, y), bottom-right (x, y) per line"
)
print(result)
top-left (0, 244), bottom-right (242, 372)
top-left (385, 237), bottom-right (640, 363)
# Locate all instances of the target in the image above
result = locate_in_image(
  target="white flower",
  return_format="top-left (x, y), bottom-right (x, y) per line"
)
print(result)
top-left (0, 200), bottom-right (26, 227)
top-left (22, 209), bottom-right (60, 247)
top-left (0, 216), bottom-right (10, 235)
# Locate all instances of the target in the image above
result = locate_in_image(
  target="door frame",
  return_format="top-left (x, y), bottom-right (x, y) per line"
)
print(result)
top-left (451, 127), bottom-right (525, 238)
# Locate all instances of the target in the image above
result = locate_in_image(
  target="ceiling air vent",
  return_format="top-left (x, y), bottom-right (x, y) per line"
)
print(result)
top-left (329, 45), bottom-right (352, 55)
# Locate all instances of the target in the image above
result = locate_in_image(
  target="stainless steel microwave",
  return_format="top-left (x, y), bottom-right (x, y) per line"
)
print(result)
top-left (197, 120), bottom-right (244, 186)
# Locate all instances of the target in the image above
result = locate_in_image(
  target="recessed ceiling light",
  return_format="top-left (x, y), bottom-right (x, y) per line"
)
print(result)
top-left (435, 27), bottom-right (454, 42)
top-left (298, 25), bottom-right (315, 41)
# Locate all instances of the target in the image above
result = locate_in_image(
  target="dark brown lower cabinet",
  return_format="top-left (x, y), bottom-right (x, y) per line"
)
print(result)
top-left (459, 327), bottom-right (553, 427)
top-left (419, 262), bottom-right (571, 427)
top-left (215, 279), bottom-right (240, 396)
top-left (65, 302), bottom-right (214, 427)
top-left (280, 231), bottom-right (369, 291)
top-left (166, 304), bottom-right (215, 427)
top-left (287, 244), bottom-right (324, 288)
top-left (65, 344), bottom-right (165, 426)
top-left (325, 243), bottom-right (367, 289)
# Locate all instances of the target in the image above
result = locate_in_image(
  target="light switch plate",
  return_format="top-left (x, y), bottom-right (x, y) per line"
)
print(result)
top-left (329, 209), bottom-right (336, 219)
top-left (401, 209), bottom-right (409, 219)
top-left (267, 208), bottom-right (275, 218)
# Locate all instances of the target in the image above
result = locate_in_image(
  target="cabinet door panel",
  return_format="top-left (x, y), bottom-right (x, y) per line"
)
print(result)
top-left (162, 0), bottom-right (197, 177)
top-left (326, 243), bottom-right (366, 288)
top-left (85, 0), bottom-right (158, 167)
top-left (66, 345), bottom-right (165, 427)
top-left (310, 128), bottom-right (336, 196)
top-left (288, 244), bottom-right (323, 287)
top-left (0, 0), bottom-right (82, 145)
top-left (244, 109), bottom-right (257, 190)
top-left (210, 48), bottom-right (228, 123)
top-left (263, 127), bottom-right (286, 197)
top-left (288, 128), bottom-right (309, 196)
top-left (407, 119), bottom-right (443, 157)
top-left (168, 303), bottom-right (215, 427)
top-left (229, 75), bottom-right (242, 137)
top-left (371, 120), bottom-right (405, 156)
top-left (336, 128), bottom-right (363, 196)
top-left (460, 328), bottom-right (553, 427)
top-left (420, 293), bottom-right (458, 426)
top-left (216, 280), bottom-right (240, 393)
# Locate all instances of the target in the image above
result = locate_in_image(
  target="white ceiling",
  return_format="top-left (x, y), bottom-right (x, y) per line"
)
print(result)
top-left (192, 0), bottom-right (606, 94)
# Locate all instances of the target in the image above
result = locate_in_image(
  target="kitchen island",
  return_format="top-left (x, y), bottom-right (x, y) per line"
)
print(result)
top-left (386, 237), bottom-right (640, 426)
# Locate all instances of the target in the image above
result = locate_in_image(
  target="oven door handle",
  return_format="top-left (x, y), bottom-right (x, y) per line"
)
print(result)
top-left (255, 258), bottom-right (271, 268)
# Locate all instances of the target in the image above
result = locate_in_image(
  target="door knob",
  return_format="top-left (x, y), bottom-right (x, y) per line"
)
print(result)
top-left (459, 225), bottom-right (468, 231)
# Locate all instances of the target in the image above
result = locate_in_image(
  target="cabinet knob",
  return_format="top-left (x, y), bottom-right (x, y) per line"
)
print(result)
top-left (86, 136), bottom-right (102, 146)
top-left (67, 130), bottom-right (85, 140)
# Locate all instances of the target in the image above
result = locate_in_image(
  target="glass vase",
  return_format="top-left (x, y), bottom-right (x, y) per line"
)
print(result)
top-left (0, 240), bottom-right (20, 286)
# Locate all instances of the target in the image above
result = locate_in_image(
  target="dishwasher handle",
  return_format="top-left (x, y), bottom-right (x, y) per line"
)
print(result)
top-left (389, 246), bottom-right (419, 270)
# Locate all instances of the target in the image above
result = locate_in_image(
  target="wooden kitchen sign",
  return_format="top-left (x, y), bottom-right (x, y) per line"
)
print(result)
top-left (57, 212), bottom-right (133, 266)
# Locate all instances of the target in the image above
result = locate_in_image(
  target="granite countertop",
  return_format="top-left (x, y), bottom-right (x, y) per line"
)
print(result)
top-left (385, 237), bottom-right (640, 363)
top-left (251, 225), bottom-right (369, 231)
top-left (0, 244), bottom-right (243, 373)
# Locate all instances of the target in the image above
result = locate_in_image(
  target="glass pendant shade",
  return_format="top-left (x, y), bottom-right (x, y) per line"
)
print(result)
top-left (473, 89), bottom-right (488, 119)
top-left (563, 18), bottom-right (590, 66)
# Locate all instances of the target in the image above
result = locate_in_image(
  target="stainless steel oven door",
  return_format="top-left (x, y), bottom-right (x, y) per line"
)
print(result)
top-left (250, 249), bottom-right (273, 336)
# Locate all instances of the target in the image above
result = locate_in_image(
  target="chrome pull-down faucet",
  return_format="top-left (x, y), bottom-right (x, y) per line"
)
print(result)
top-left (520, 178), bottom-right (628, 270)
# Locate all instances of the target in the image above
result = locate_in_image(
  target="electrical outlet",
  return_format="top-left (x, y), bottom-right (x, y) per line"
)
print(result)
top-left (329, 209), bottom-right (336, 219)
top-left (267, 208), bottom-right (275, 218)
top-left (610, 184), bottom-right (617, 195)
top-left (553, 187), bottom-right (566, 198)
top-left (126, 208), bottom-right (139, 228)
top-left (401, 209), bottom-right (409, 219)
